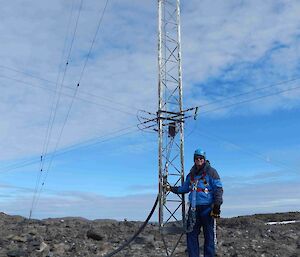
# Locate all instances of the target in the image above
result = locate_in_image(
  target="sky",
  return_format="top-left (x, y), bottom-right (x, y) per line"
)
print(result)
top-left (0, 0), bottom-right (299, 221)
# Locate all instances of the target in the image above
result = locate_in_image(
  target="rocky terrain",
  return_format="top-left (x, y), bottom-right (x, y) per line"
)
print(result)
top-left (0, 211), bottom-right (299, 257)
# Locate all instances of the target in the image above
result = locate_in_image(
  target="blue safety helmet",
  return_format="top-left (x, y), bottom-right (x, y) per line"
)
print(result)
top-left (194, 148), bottom-right (206, 160)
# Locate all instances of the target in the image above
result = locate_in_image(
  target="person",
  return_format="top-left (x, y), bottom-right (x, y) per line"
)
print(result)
top-left (167, 148), bottom-right (223, 257)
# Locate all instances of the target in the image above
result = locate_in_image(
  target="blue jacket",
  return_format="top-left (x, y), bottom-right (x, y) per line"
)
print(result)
top-left (173, 162), bottom-right (223, 206)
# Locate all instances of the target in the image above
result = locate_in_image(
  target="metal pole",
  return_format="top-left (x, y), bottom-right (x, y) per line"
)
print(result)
top-left (214, 218), bottom-right (218, 248)
top-left (157, 0), bottom-right (185, 233)
top-left (157, 0), bottom-right (164, 230)
top-left (176, 0), bottom-right (186, 224)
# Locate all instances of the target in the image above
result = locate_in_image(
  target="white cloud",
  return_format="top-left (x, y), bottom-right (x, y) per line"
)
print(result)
top-left (0, 188), bottom-right (159, 220)
top-left (0, 0), bottom-right (158, 161)
top-left (1, 0), bottom-right (300, 161)
top-left (1, 178), bottom-right (299, 220)
top-left (222, 180), bottom-right (300, 217)
top-left (0, 0), bottom-right (300, 220)
top-left (182, 0), bottom-right (300, 115)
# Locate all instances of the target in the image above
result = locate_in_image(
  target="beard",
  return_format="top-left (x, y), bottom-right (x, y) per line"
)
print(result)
top-left (195, 161), bottom-right (205, 172)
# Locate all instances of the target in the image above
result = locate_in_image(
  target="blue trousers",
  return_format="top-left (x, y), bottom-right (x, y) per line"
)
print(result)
top-left (186, 205), bottom-right (215, 257)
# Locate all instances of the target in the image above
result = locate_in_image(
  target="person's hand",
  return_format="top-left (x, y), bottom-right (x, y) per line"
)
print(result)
top-left (165, 185), bottom-right (172, 191)
top-left (211, 204), bottom-right (221, 218)
top-left (165, 185), bottom-right (178, 193)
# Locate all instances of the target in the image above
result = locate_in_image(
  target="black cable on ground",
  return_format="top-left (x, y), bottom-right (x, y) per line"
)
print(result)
top-left (102, 195), bottom-right (158, 257)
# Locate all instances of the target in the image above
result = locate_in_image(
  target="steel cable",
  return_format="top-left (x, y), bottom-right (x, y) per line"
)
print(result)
top-left (0, 65), bottom-right (141, 112)
top-left (30, 0), bottom-right (112, 216)
top-left (29, 0), bottom-right (79, 219)
top-left (199, 84), bottom-right (300, 115)
top-left (0, 74), bottom-right (137, 116)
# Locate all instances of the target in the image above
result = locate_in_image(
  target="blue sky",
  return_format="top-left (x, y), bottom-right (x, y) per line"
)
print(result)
top-left (0, 0), bottom-right (300, 220)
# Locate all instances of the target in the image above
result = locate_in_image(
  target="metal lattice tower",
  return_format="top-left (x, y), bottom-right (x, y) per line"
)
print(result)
top-left (157, 0), bottom-right (186, 234)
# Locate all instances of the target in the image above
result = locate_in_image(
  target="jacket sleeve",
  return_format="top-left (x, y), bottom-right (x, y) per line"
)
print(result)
top-left (172, 174), bottom-right (190, 194)
top-left (208, 167), bottom-right (223, 205)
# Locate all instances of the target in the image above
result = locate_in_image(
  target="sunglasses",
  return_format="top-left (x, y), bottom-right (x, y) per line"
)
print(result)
top-left (194, 156), bottom-right (205, 160)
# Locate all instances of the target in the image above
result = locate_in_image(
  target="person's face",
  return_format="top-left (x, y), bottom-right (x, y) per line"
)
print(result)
top-left (194, 155), bottom-right (205, 168)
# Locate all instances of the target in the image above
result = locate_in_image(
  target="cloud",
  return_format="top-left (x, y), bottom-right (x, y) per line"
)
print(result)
top-left (2, 177), bottom-right (299, 220)
top-left (1, 0), bottom-right (300, 220)
top-left (0, 182), bottom-right (33, 193)
top-left (0, 0), bottom-right (157, 161)
top-left (1, 189), bottom-right (159, 221)
top-left (222, 180), bottom-right (300, 217)
top-left (182, 0), bottom-right (300, 115)
top-left (1, 0), bottom-right (300, 162)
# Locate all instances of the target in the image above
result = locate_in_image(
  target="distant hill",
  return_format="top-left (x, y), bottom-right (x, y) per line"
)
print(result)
top-left (0, 211), bottom-right (299, 257)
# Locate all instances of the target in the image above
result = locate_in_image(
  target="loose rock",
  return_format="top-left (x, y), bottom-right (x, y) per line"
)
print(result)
top-left (0, 211), bottom-right (299, 257)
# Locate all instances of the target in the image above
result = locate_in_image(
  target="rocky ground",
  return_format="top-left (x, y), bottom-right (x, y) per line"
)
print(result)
top-left (0, 211), bottom-right (299, 257)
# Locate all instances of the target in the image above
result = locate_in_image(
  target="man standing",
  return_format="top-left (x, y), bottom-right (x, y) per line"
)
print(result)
top-left (167, 148), bottom-right (223, 257)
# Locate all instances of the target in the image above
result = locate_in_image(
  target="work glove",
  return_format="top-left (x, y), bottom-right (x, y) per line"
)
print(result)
top-left (165, 185), bottom-right (178, 194)
top-left (211, 204), bottom-right (221, 218)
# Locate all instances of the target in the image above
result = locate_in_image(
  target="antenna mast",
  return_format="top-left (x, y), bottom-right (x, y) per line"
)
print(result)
top-left (157, 0), bottom-right (185, 234)
top-left (138, 0), bottom-right (198, 254)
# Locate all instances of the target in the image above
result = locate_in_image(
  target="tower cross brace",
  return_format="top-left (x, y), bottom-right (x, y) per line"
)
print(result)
top-left (157, 0), bottom-right (186, 234)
